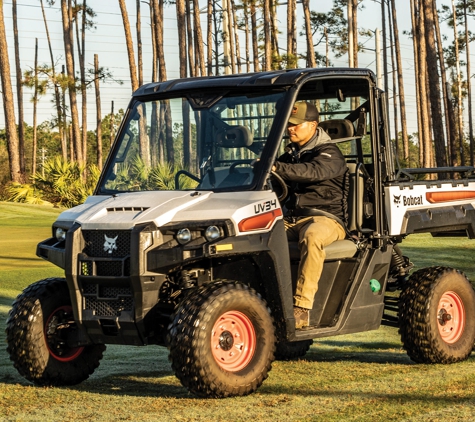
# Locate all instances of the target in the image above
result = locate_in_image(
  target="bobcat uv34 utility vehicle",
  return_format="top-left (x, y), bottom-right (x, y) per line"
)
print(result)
top-left (7, 68), bottom-right (475, 398)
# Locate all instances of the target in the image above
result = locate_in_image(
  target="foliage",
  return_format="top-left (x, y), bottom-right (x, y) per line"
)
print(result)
top-left (5, 182), bottom-right (51, 205)
top-left (107, 155), bottom-right (199, 191)
top-left (6, 156), bottom-right (100, 208)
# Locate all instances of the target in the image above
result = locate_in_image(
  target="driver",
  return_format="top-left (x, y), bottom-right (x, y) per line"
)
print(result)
top-left (272, 101), bottom-right (349, 329)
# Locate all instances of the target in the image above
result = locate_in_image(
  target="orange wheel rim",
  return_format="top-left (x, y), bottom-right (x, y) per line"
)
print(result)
top-left (211, 310), bottom-right (256, 372)
top-left (437, 291), bottom-right (465, 344)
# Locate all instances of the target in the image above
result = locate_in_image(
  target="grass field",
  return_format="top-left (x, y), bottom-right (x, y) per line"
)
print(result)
top-left (1, 201), bottom-right (475, 421)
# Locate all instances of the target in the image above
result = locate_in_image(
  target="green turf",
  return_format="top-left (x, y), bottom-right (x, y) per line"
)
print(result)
top-left (1, 202), bottom-right (475, 421)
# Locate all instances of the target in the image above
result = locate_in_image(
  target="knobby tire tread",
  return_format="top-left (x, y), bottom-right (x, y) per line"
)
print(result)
top-left (6, 278), bottom-right (106, 386)
top-left (167, 280), bottom-right (275, 398)
top-left (399, 266), bottom-right (475, 364)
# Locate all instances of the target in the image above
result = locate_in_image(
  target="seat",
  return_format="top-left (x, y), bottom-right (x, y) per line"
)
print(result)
top-left (319, 119), bottom-right (355, 141)
top-left (287, 156), bottom-right (367, 261)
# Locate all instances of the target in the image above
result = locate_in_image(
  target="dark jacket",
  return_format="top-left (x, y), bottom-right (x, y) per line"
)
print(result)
top-left (274, 127), bottom-right (349, 222)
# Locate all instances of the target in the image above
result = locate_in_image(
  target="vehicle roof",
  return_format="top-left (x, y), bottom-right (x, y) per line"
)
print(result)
top-left (133, 67), bottom-right (377, 98)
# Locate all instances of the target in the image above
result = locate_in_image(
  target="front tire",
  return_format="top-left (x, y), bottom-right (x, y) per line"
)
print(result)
top-left (6, 278), bottom-right (106, 386)
top-left (399, 267), bottom-right (475, 364)
top-left (168, 281), bottom-right (275, 398)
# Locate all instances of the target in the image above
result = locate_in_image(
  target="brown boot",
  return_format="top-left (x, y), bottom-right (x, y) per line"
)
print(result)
top-left (294, 306), bottom-right (310, 329)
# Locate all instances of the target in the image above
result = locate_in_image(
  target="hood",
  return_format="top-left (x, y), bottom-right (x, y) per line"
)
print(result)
top-left (56, 191), bottom-right (212, 230)
top-left (55, 190), bottom-right (281, 233)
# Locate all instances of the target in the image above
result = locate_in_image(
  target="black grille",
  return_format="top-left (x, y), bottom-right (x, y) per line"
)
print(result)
top-left (83, 284), bottom-right (133, 316)
top-left (79, 257), bottom-right (130, 277)
top-left (85, 297), bottom-right (134, 316)
top-left (82, 230), bottom-right (131, 258)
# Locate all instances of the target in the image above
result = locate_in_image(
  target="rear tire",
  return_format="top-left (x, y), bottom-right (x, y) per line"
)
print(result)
top-left (399, 267), bottom-right (475, 364)
top-left (275, 339), bottom-right (313, 361)
top-left (6, 278), bottom-right (106, 386)
top-left (168, 281), bottom-right (275, 398)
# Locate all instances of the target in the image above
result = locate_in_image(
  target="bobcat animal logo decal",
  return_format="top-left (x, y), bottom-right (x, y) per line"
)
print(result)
top-left (393, 195), bottom-right (401, 207)
top-left (104, 235), bottom-right (118, 254)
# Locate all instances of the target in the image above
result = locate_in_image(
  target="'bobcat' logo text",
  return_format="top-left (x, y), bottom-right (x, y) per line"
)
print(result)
top-left (393, 194), bottom-right (423, 208)
top-left (104, 235), bottom-right (118, 254)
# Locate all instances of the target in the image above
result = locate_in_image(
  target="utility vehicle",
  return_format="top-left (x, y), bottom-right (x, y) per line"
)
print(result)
top-left (7, 68), bottom-right (475, 398)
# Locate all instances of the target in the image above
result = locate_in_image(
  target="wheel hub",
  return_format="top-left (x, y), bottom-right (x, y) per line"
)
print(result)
top-left (437, 309), bottom-right (452, 325)
top-left (218, 330), bottom-right (234, 351)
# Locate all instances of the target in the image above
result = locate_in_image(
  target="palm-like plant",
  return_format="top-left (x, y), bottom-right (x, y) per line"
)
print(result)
top-left (7, 156), bottom-right (100, 208)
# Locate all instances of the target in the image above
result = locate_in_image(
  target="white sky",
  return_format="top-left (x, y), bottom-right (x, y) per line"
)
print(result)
top-left (0, 0), bottom-right (470, 140)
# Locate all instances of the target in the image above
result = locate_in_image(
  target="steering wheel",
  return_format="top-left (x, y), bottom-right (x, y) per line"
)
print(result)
top-left (229, 160), bottom-right (255, 173)
top-left (270, 170), bottom-right (288, 202)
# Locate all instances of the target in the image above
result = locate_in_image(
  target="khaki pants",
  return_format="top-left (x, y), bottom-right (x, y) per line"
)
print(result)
top-left (285, 216), bottom-right (346, 309)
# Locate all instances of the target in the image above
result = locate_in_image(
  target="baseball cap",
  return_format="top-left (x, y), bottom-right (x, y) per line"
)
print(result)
top-left (288, 101), bottom-right (319, 125)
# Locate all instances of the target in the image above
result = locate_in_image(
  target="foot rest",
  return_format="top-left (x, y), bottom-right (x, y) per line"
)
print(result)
top-left (288, 239), bottom-right (357, 261)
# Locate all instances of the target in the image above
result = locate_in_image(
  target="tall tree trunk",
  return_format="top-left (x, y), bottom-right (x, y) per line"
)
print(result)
top-left (388, 4), bottom-right (399, 157)
top-left (243, 1), bottom-right (251, 73)
top-left (302, 0), bottom-right (316, 67)
top-left (118, 0), bottom-right (139, 91)
top-left (136, 0), bottom-right (143, 86)
top-left (213, 2), bottom-right (220, 74)
top-left (150, 3), bottom-right (157, 82)
top-left (152, 0), bottom-right (173, 164)
top-left (12, 0), bottom-right (25, 177)
top-left (270, 0), bottom-right (279, 68)
top-left (413, 0), bottom-right (432, 169)
top-left (433, 1), bottom-right (457, 166)
top-left (176, 0), bottom-right (187, 78)
top-left (184, 0), bottom-right (195, 77)
top-left (463, 0), bottom-right (474, 165)
top-left (193, 0), bottom-right (206, 76)
top-left (148, 3), bottom-right (159, 164)
top-left (32, 38), bottom-right (39, 175)
top-left (226, 0), bottom-right (236, 73)
top-left (176, 0), bottom-right (190, 167)
top-left (452, 0), bottom-right (465, 165)
top-left (423, 0), bottom-right (447, 171)
top-left (348, 0), bottom-right (353, 67)
top-left (0, 1), bottom-right (21, 182)
top-left (230, 0), bottom-right (242, 73)
top-left (207, 1), bottom-right (213, 75)
top-left (94, 54), bottom-right (102, 170)
top-left (74, 0), bottom-right (88, 165)
top-left (250, 0), bottom-right (259, 71)
top-left (390, 0), bottom-right (409, 162)
top-left (40, 0), bottom-right (66, 159)
top-left (263, 0), bottom-right (272, 70)
top-left (121, 0), bottom-right (148, 165)
top-left (286, 0), bottom-right (297, 68)
top-left (61, 0), bottom-right (83, 164)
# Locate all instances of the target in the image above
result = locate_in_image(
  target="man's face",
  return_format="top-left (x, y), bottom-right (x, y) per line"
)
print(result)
top-left (287, 120), bottom-right (317, 147)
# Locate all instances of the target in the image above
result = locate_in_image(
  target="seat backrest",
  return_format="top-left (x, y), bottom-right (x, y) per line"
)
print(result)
top-left (346, 162), bottom-right (364, 233)
top-left (319, 119), bottom-right (355, 140)
top-left (216, 125), bottom-right (253, 148)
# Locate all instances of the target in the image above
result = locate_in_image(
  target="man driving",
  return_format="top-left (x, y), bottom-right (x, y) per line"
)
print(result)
top-left (272, 101), bottom-right (349, 329)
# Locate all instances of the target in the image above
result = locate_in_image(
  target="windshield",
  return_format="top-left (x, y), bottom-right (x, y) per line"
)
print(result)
top-left (99, 91), bottom-right (286, 193)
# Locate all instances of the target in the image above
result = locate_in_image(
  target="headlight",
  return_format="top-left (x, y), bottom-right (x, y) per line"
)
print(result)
top-left (205, 225), bottom-right (221, 241)
top-left (176, 228), bottom-right (192, 244)
top-left (55, 227), bottom-right (67, 242)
